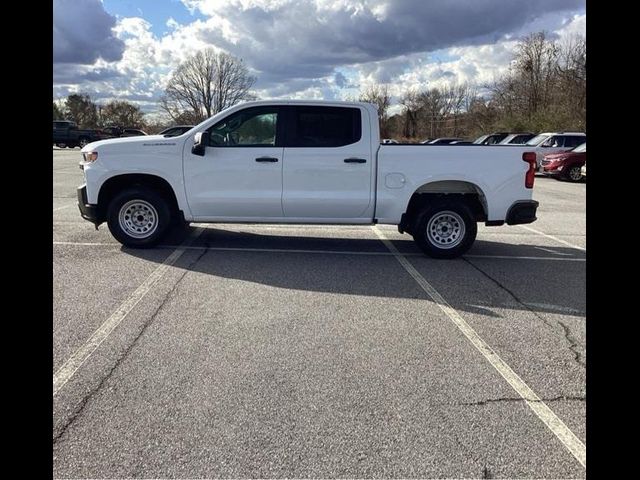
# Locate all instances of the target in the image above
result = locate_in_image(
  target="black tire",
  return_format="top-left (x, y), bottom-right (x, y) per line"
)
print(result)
top-left (411, 199), bottom-right (477, 259)
top-left (79, 137), bottom-right (89, 148)
top-left (106, 187), bottom-right (172, 248)
top-left (565, 165), bottom-right (583, 183)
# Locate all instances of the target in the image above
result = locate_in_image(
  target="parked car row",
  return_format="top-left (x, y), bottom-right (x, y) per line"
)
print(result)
top-left (381, 130), bottom-right (587, 183)
top-left (101, 126), bottom-right (148, 138)
top-left (158, 125), bottom-right (195, 137)
top-left (53, 121), bottom-right (149, 148)
top-left (53, 120), bottom-right (200, 149)
top-left (53, 121), bottom-right (110, 148)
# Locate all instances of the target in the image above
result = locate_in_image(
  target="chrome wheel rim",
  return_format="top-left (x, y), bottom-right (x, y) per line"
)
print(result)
top-left (569, 166), bottom-right (582, 181)
top-left (426, 211), bottom-right (465, 249)
top-left (118, 200), bottom-right (158, 239)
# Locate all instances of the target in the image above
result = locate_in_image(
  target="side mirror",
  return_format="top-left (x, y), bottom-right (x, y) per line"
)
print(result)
top-left (191, 131), bottom-right (210, 156)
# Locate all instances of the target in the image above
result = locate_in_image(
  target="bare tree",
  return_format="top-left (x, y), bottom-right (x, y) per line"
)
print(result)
top-left (556, 34), bottom-right (586, 130)
top-left (485, 31), bottom-right (585, 132)
top-left (359, 84), bottom-right (391, 136)
top-left (513, 32), bottom-right (559, 118)
top-left (53, 101), bottom-right (64, 120)
top-left (400, 89), bottom-right (421, 139)
top-left (161, 49), bottom-right (257, 123)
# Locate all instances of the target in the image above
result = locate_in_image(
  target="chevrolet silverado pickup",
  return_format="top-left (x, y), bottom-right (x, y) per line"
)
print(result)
top-left (77, 100), bottom-right (539, 258)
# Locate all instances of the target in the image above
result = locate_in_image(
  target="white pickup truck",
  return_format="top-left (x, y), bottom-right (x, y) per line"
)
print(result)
top-left (78, 100), bottom-right (539, 258)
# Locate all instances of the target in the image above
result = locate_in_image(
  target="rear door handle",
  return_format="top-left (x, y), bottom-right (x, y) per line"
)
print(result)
top-left (255, 157), bottom-right (279, 162)
top-left (344, 158), bottom-right (367, 163)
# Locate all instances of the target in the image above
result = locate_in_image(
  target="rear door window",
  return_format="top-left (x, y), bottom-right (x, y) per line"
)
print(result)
top-left (287, 106), bottom-right (362, 147)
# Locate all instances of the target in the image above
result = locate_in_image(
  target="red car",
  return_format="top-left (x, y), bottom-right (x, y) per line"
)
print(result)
top-left (541, 143), bottom-right (586, 182)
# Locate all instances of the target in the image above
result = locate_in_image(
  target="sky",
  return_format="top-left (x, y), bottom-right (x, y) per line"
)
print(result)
top-left (53, 0), bottom-right (586, 119)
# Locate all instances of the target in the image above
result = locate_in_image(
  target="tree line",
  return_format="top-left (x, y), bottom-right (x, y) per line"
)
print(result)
top-left (54, 31), bottom-right (585, 140)
top-left (364, 32), bottom-right (586, 141)
top-left (53, 95), bottom-right (147, 130)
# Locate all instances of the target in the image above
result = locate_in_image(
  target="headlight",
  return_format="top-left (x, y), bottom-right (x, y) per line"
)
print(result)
top-left (79, 151), bottom-right (98, 170)
top-left (82, 151), bottom-right (98, 162)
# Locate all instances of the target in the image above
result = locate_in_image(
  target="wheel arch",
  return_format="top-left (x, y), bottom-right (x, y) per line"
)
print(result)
top-left (96, 173), bottom-right (181, 223)
top-left (400, 180), bottom-right (488, 234)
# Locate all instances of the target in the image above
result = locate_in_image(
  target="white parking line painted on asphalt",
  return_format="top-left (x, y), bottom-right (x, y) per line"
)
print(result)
top-left (54, 241), bottom-right (118, 246)
top-left (53, 204), bottom-right (75, 212)
top-left (52, 241), bottom-right (587, 261)
top-left (373, 226), bottom-right (586, 468)
top-left (519, 225), bottom-right (586, 252)
top-left (53, 227), bottom-right (205, 396)
top-left (463, 254), bottom-right (584, 262)
top-left (534, 247), bottom-right (572, 256)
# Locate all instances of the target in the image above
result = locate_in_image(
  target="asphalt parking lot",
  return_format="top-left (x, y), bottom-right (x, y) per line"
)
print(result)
top-left (53, 147), bottom-right (586, 479)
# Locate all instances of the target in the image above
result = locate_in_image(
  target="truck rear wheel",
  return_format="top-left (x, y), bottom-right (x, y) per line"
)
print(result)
top-left (106, 187), bottom-right (171, 248)
top-left (411, 199), bottom-right (477, 259)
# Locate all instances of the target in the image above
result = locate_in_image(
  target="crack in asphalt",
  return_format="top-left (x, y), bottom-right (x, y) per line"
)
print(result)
top-left (462, 257), bottom-right (585, 368)
top-left (460, 395), bottom-right (585, 406)
top-left (482, 465), bottom-right (494, 479)
top-left (557, 320), bottom-right (586, 367)
top-left (53, 246), bottom-right (209, 445)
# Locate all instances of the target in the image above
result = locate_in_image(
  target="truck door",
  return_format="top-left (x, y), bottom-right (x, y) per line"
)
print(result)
top-left (281, 105), bottom-right (374, 219)
top-left (183, 106), bottom-right (285, 218)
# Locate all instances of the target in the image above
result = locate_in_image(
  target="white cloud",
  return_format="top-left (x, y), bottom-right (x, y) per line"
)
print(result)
top-left (53, 0), bottom-right (586, 114)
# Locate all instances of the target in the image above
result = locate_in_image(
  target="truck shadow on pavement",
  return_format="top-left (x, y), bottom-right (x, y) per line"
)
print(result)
top-left (124, 226), bottom-right (586, 319)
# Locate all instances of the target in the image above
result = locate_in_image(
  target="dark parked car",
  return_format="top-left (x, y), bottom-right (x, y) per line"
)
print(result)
top-left (102, 126), bottom-right (148, 138)
top-left (421, 137), bottom-right (464, 145)
top-left (541, 142), bottom-right (586, 182)
top-left (449, 140), bottom-right (473, 145)
top-left (497, 132), bottom-right (536, 145)
top-left (473, 132), bottom-right (511, 145)
top-left (52, 120), bottom-right (110, 148)
top-left (158, 125), bottom-right (195, 137)
top-left (121, 128), bottom-right (147, 137)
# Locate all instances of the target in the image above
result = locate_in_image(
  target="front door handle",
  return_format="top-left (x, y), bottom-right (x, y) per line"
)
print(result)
top-left (344, 158), bottom-right (367, 163)
top-left (255, 157), bottom-right (279, 162)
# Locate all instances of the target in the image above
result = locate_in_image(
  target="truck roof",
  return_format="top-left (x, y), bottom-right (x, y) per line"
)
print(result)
top-left (233, 99), bottom-right (375, 108)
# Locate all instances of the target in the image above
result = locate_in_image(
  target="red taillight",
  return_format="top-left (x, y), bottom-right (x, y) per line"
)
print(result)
top-left (523, 152), bottom-right (537, 189)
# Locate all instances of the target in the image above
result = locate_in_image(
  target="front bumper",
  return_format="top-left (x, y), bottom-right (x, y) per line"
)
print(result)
top-left (77, 185), bottom-right (100, 226)
top-left (541, 163), bottom-right (563, 176)
top-left (506, 200), bottom-right (539, 225)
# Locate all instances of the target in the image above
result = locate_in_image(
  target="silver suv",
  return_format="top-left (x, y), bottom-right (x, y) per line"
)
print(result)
top-left (525, 132), bottom-right (586, 169)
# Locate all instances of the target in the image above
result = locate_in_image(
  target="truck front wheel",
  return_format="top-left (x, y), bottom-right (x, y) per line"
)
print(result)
top-left (106, 187), bottom-right (171, 247)
top-left (412, 200), bottom-right (477, 259)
